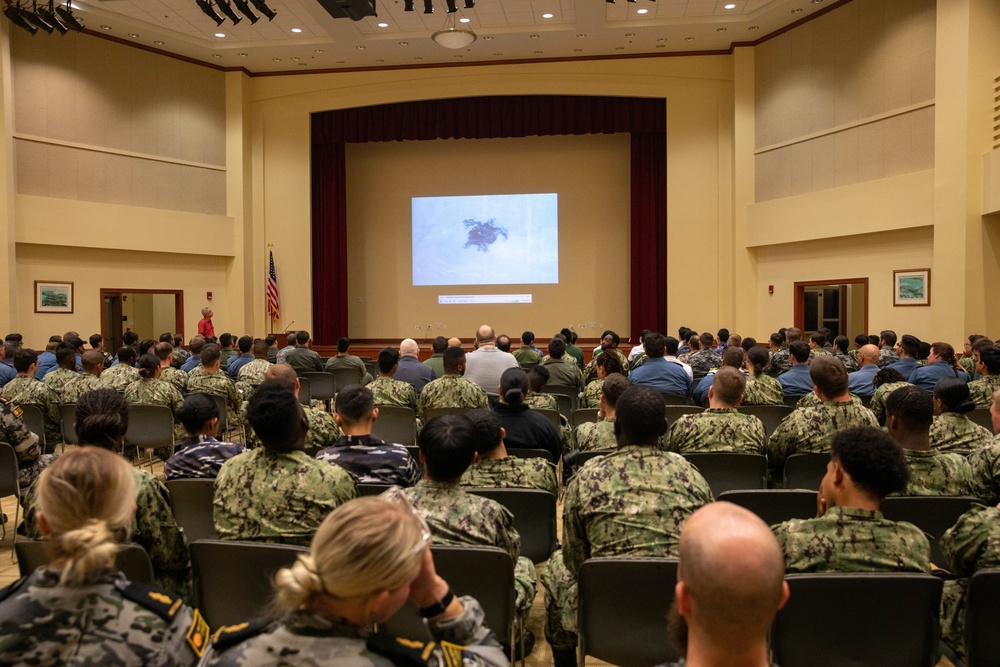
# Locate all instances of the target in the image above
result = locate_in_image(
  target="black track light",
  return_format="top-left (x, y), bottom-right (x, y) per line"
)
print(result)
top-left (247, 0), bottom-right (276, 20)
top-left (444, 0), bottom-right (456, 12)
top-left (422, 0), bottom-right (432, 13)
top-left (23, 1), bottom-right (55, 33)
top-left (230, 0), bottom-right (259, 23)
top-left (403, 0), bottom-right (412, 9)
top-left (3, 4), bottom-right (38, 34)
top-left (55, 2), bottom-right (83, 30)
top-left (196, 0), bottom-right (225, 25)
top-left (37, 1), bottom-right (68, 33)
top-left (216, 0), bottom-right (241, 24)
top-left (463, 0), bottom-right (473, 7)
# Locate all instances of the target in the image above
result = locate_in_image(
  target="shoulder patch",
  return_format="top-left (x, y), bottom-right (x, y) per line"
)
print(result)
top-left (210, 617), bottom-right (271, 652)
top-left (116, 579), bottom-right (183, 622)
top-left (185, 608), bottom-right (210, 657)
top-left (366, 632), bottom-right (433, 666)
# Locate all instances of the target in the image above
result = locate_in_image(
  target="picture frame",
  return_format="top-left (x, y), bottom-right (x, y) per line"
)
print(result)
top-left (34, 281), bottom-right (74, 314)
top-left (893, 269), bottom-right (930, 307)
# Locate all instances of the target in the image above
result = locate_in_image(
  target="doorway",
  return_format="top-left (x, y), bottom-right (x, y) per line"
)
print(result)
top-left (793, 279), bottom-right (868, 340)
top-left (101, 289), bottom-right (184, 351)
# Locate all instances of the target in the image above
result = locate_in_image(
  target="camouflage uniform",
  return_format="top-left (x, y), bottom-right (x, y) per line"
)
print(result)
top-left (316, 434), bottom-right (421, 487)
top-left (245, 405), bottom-right (343, 456)
top-left (61, 373), bottom-right (101, 403)
top-left (0, 569), bottom-right (202, 666)
top-left (939, 504), bottom-right (1000, 657)
top-left (773, 506), bottom-right (931, 573)
top-left (795, 392), bottom-right (862, 409)
top-left (171, 346), bottom-right (191, 369)
top-left (186, 370), bottom-right (242, 429)
top-left (164, 435), bottom-right (245, 480)
top-left (969, 438), bottom-right (1000, 504)
top-left (766, 348), bottom-right (791, 377)
top-left (460, 455), bottom-right (559, 497)
top-left (97, 364), bottom-right (140, 394)
top-left (835, 352), bottom-right (860, 372)
top-left (930, 412), bottom-right (992, 454)
top-left (582, 349), bottom-right (627, 385)
top-left (767, 401), bottom-right (878, 473)
top-left (574, 418), bottom-right (617, 452)
top-left (968, 375), bottom-right (1000, 409)
top-left (0, 376), bottom-right (62, 445)
top-left (406, 480), bottom-right (536, 621)
top-left (208, 600), bottom-right (507, 667)
top-left (524, 392), bottom-right (573, 452)
top-left (581, 379), bottom-right (603, 409)
top-left (869, 381), bottom-right (912, 425)
top-left (125, 378), bottom-right (186, 442)
top-left (878, 346), bottom-right (900, 368)
top-left (742, 374), bottom-right (784, 406)
top-left (958, 356), bottom-right (976, 378)
top-left (41, 367), bottom-right (79, 403)
top-left (0, 397), bottom-right (55, 491)
top-left (685, 349), bottom-right (722, 380)
top-left (368, 376), bottom-right (419, 414)
top-left (418, 374), bottom-right (488, 418)
top-left (213, 448), bottom-right (357, 546)
top-left (896, 448), bottom-right (974, 497)
top-left (237, 359), bottom-right (271, 388)
top-left (665, 408), bottom-right (766, 454)
top-left (160, 366), bottom-right (189, 394)
top-left (542, 446), bottom-right (713, 649)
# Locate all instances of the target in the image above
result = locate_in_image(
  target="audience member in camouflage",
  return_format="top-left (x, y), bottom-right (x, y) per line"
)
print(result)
top-left (939, 503), bottom-right (1000, 657)
top-left (61, 350), bottom-right (105, 404)
top-left (930, 412), bottom-right (992, 453)
top-left (834, 352), bottom-right (860, 372)
top-left (686, 333), bottom-right (722, 380)
top-left (125, 354), bottom-right (186, 442)
top-left (968, 346), bottom-right (1000, 408)
top-left (581, 379), bottom-right (603, 409)
top-left (186, 345), bottom-right (242, 429)
top-left (773, 426), bottom-right (931, 574)
top-left (766, 347), bottom-right (791, 377)
top-left (575, 419), bottom-right (617, 452)
top-left (243, 384), bottom-right (343, 455)
top-left (418, 347), bottom-right (489, 417)
top-left (237, 357), bottom-right (271, 387)
top-left (743, 346), bottom-right (783, 405)
top-left (877, 331), bottom-right (901, 368)
top-left (0, 397), bottom-right (54, 491)
top-left (368, 348), bottom-right (420, 426)
top-left (407, 414), bottom-right (535, 623)
top-left (41, 365), bottom-right (78, 403)
top-left (666, 367), bottom-right (766, 454)
top-left (214, 383), bottom-right (357, 546)
top-left (164, 394), bottom-right (245, 480)
top-left (0, 350), bottom-right (62, 445)
top-left (525, 365), bottom-right (574, 451)
top-left (542, 386), bottom-right (713, 662)
top-left (97, 360), bottom-right (140, 394)
top-left (581, 332), bottom-right (627, 384)
top-left (459, 409), bottom-right (559, 497)
top-left (868, 369), bottom-right (911, 425)
top-left (795, 391), bottom-right (862, 409)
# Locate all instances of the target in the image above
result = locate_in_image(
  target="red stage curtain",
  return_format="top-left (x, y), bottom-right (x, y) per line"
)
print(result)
top-left (311, 96), bottom-right (666, 344)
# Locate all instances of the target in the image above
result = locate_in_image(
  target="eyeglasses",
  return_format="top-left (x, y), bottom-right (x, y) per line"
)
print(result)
top-left (379, 486), bottom-right (432, 555)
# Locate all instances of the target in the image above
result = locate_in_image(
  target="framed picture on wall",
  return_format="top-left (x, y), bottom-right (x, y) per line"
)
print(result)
top-left (893, 269), bottom-right (930, 307)
top-left (34, 281), bottom-right (74, 314)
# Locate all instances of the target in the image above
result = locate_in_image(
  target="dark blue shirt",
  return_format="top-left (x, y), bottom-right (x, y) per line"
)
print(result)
top-left (628, 357), bottom-right (692, 397)
top-left (846, 364), bottom-right (880, 397)
top-left (909, 361), bottom-right (970, 394)
top-left (34, 352), bottom-right (57, 380)
top-left (0, 360), bottom-right (15, 388)
top-left (778, 363), bottom-right (814, 397)
top-left (181, 355), bottom-right (202, 373)
top-left (164, 435), bottom-right (245, 480)
top-left (227, 353), bottom-right (255, 379)
top-left (887, 357), bottom-right (918, 381)
top-left (394, 356), bottom-right (435, 393)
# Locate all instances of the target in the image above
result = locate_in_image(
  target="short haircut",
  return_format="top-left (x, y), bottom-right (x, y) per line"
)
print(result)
top-left (521, 331), bottom-right (535, 345)
top-left (418, 414), bottom-right (478, 479)
top-left (934, 377), bottom-right (976, 415)
top-left (296, 331), bottom-right (310, 345)
top-left (972, 337), bottom-right (994, 354)
top-left (769, 333), bottom-right (784, 347)
top-left (201, 307), bottom-right (211, 316)
top-left (854, 334), bottom-right (870, 347)
top-left (154, 342), bottom-right (174, 361)
top-left (116, 346), bottom-right (137, 365)
top-left (873, 367), bottom-right (906, 388)
top-left (337, 337), bottom-right (350, 353)
top-left (159, 332), bottom-right (174, 343)
top-left (335, 384), bottom-right (374, 423)
top-left (238, 336), bottom-right (253, 353)
top-left (833, 335), bottom-right (850, 353)
top-left (443, 346), bottom-right (466, 373)
top-left (548, 337), bottom-right (566, 358)
top-left (868, 335), bottom-right (881, 346)
top-left (378, 347), bottom-right (400, 373)
top-left (699, 332), bottom-right (715, 348)
top-left (88, 334), bottom-right (102, 348)
top-left (219, 333), bottom-right (233, 347)
top-left (810, 332), bottom-right (826, 347)
top-left (81, 349), bottom-right (104, 373)
top-left (600, 373), bottom-right (630, 408)
top-left (664, 336), bottom-right (680, 356)
top-left (788, 341), bottom-right (811, 363)
top-left (189, 337), bottom-right (206, 355)
top-left (899, 334), bottom-right (920, 358)
top-left (885, 385), bottom-right (934, 426)
top-left (467, 408), bottom-right (503, 455)
top-left (615, 385), bottom-right (666, 446)
top-left (880, 330), bottom-right (898, 347)
top-left (741, 337), bottom-right (756, 352)
top-left (177, 393), bottom-right (219, 435)
top-left (4, 333), bottom-right (21, 344)
top-left (123, 331), bottom-right (138, 346)
top-left (266, 334), bottom-right (277, 346)
top-left (689, 336), bottom-right (702, 351)
top-left (3, 342), bottom-right (17, 359)
top-left (201, 344), bottom-right (221, 367)
top-left (810, 355), bottom-right (848, 397)
top-left (253, 339), bottom-right (269, 357)
top-left (830, 427), bottom-right (909, 500)
top-left (265, 363), bottom-right (297, 389)
top-left (528, 365), bottom-right (550, 392)
top-left (712, 367), bottom-right (745, 405)
top-left (432, 335), bottom-right (448, 353)
top-left (979, 346), bottom-right (1000, 375)
top-left (721, 347), bottom-right (744, 368)
top-left (286, 332), bottom-right (296, 346)
top-left (784, 327), bottom-right (802, 342)
top-left (138, 339), bottom-right (156, 356)
top-left (644, 333), bottom-right (666, 358)
top-left (717, 328), bottom-right (730, 342)
top-left (246, 382), bottom-right (304, 452)
top-left (499, 367), bottom-right (529, 406)
top-left (56, 344), bottom-right (77, 369)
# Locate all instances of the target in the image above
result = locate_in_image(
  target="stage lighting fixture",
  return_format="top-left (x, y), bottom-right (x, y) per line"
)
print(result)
top-left (216, 0), bottom-right (242, 24)
top-left (444, 0), bottom-right (456, 12)
top-left (3, 4), bottom-right (38, 33)
top-left (36, 1), bottom-right (68, 33)
top-left (23, 1), bottom-right (55, 33)
top-left (403, 0), bottom-right (412, 9)
top-left (422, 0), bottom-right (432, 12)
top-left (55, 2), bottom-right (84, 30)
top-left (231, 0), bottom-right (259, 23)
top-left (463, 0), bottom-right (473, 8)
top-left (247, 0), bottom-right (276, 20)
top-left (196, 0), bottom-right (225, 25)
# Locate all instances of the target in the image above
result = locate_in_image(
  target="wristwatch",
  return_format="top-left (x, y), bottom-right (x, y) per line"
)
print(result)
top-left (417, 588), bottom-right (455, 618)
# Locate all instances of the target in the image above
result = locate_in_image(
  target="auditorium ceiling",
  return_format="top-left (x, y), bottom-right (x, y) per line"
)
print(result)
top-left (69, 0), bottom-right (839, 73)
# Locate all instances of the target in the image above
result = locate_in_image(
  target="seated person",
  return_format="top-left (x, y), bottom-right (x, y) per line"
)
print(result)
top-left (773, 426), bottom-right (931, 573)
top-left (846, 344), bottom-right (881, 397)
top-left (522, 365), bottom-right (574, 453)
top-left (909, 342), bottom-right (970, 393)
top-left (367, 347), bottom-right (420, 418)
top-left (236, 339), bottom-right (272, 389)
top-left (324, 337), bottom-right (373, 385)
top-left (460, 408), bottom-right (558, 497)
top-left (185, 344), bottom-right (242, 430)
top-left (124, 353), bottom-right (186, 443)
top-left (627, 332), bottom-right (691, 398)
top-left (492, 367), bottom-right (561, 462)
top-left (62, 349), bottom-right (104, 403)
top-left (418, 347), bottom-right (488, 418)
top-left (968, 344), bottom-right (1000, 408)
top-left (97, 346), bottom-right (140, 393)
top-left (41, 343), bottom-right (80, 403)
top-left (868, 367), bottom-right (912, 426)
top-left (315, 384), bottom-right (421, 487)
top-left (1, 348), bottom-right (62, 445)
top-left (742, 345), bottom-right (783, 406)
top-left (665, 367), bottom-right (766, 454)
top-left (0, 447), bottom-right (202, 665)
top-left (581, 351), bottom-right (625, 409)
top-left (885, 385), bottom-right (974, 496)
top-left (206, 494), bottom-right (507, 667)
top-left (777, 341), bottom-right (814, 398)
top-left (574, 373), bottom-right (630, 452)
top-left (692, 347), bottom-right (746, 407)
top-left (930, 377), bottom-right (992, 453)
top-left (214, 382), bottom-right (357, 546)
top-left (164, 393), bottom-right (245, 480)
top-left (969, 388), bottom-right (1000, 504)
top-left (0, 394), bottom-right (55, 494)
top-left (243, 365), bottom-right (343, 455)
top-left (406, 414), bottom-right (536, 635)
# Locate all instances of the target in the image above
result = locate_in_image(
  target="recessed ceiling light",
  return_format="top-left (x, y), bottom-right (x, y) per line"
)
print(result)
top-left (573, 48), bottom-right (581, 52)
top-left (615, 46), bottom-right (624, 50)
top-left (716, 27), bottom-right (727, 32)
top-left (625, 32), bottom-right (634, 37)
top-left (484, 35), bottom-right (493, 40)
top-left (127, 32), bottom-right (139, 37)
top-left (398, 41), bottom-right (409, 45)
top-left (542, 12), bottom-right (552, 18)
top-left (356, 45), bottom-right (365, 49)
top-left (724, 3), bottom-right (735, 8)
top-left (636, 8), bottom-right (647, 13)
top-left (748, 25), bottom-right (759, 30)
top-left (291, 27), bottom-right (302, 32)
top-left (154, 40), bottom-right (165, 45)
top-left (238, 52), bottom-right (248, 56)
top-left (212, 54), bottom-right (222, 58)
top-left (684, 36), bottom-right (695, 41)
top-left (291, 56), bottom-right (300, 60)
top-left (576, 33), bottom-right (586, 38)
top-left (529, 33), bottom-right (539, 38)
top-left (273, 57), bottom-right (281, 61)
top-left (791, 7), bottom-right (803, 12)
top-left (100, 24), bottom-right (112, 30)
top-left (314, 49), bottom-right (325, 53)
top-left (215, 33), bottom-right (226, 37)
top-left (656, 37), bottom-right (665, 42)
top-left (459, 17), bottom-right (470, 22)
top-left (377, 22), bottom-right (388, 27)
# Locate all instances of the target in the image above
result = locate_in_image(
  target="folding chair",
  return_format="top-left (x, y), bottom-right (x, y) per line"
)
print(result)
top-left (468, 488), bottom-right (557, 564)
top-left (664, 405), bottom-right (703, 420)
top-left (542, 385), bottom-right (580, 415)
top-left (371, 405), bottom-right (417, 446)
top-left (16, 540), bottom-right (156, 584)
top-left (301, 372), bottom-right (336, 411)
top-left (783, 394), bottom-right (806, 408)
top-left (329, 367), bottom-right (363, 393)
top-left (381, 545), bottom-right (520, 664)
top-left (964, 568), bottom-right (1000, 667)
top-left (578, 557), bottom-right (681, 666)
top-left (783, 452), bottom-right (830, 490)
top-left (296, 377), bottom-right (312, 406)
top-left (19, 404), bottom-right (46, 452)
top-left (572, 408), bottom-right (600, 428)
top-left (969, 409), bottom-right (993, 432)
top-left (190, 540), bottom-right (308, 628)
top-left (534, 408), bottom-right (562, 430)
top-left (771, 573), bottom-right (943, 667)
top-left (59, 403), bottom-right (78, 446)
top-left (506, 448), bottom-right (554, 462)
top-left (737, 404), bottom-right (793, 437)
top-left (682, 452), bottom-right (767, 496)
top-left (0, 443), bottom-right (21, 558)
top-left (660, 393), bottom-right (690, 406)
top-left (880, 495), bottom-right (979, 566)
top-left (164, 478), bottom-right (218, 543)
top-left (124, 404), bottom-right (175, 470)
top-left (357, 482), bottom-right (392, 496)
top-left (716, 489), bottom-right (818, 526)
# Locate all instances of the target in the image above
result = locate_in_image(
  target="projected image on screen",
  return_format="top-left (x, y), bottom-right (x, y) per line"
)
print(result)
top-left (412, 193), bottom-right (558, 286)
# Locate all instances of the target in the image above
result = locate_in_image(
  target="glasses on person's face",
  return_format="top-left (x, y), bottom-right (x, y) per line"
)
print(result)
top-left (379, 486), bottom-right (432, 555)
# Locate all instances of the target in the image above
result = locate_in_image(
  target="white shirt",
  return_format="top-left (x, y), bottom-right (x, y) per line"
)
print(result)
top-left (663, 355), bottom-right (694, 380)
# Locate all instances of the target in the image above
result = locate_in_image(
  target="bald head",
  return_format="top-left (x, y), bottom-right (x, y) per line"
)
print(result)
top-left (475, 325), bottom-right (495, 345)
top-left (447, 337), bottom-right (462, 348)
top-left (858, 344), bottom-right (880, 367)
top-left (400, 339), bottom-right (419, 358)
top-left (677, 502), bottom-right (787, 653)
top-left (266, 363), bottom-right (298, 390)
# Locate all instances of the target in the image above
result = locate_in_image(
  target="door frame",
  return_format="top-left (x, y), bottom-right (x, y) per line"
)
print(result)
top-left (793, 278), bottom-right (868, 336)
top-left (100, 288), bottom-right (185, 347)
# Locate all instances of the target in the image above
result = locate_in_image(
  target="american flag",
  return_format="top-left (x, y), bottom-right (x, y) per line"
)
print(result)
top-left (266, 251), bottom-right (280, 320)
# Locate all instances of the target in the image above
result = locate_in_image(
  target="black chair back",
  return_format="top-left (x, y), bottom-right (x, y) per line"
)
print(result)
top-left (880, 495), bottom-right (979, 566)
top-left (783, 452), bottom-right (830, 490)
top-left (737, 404), bottom-right (793, 436)
top-left (682, 453), bottom-right (767, 496)
top-left (965, 568), bottom-right (1000, 667)
top-left (468, 488), bottom-right (557, 564)
top-left (717, 489), bottom-right (818, 526)
top-left (16, 540), bottom-right (156, 584)
top-left (164, 478), bottom-right (218, 543)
